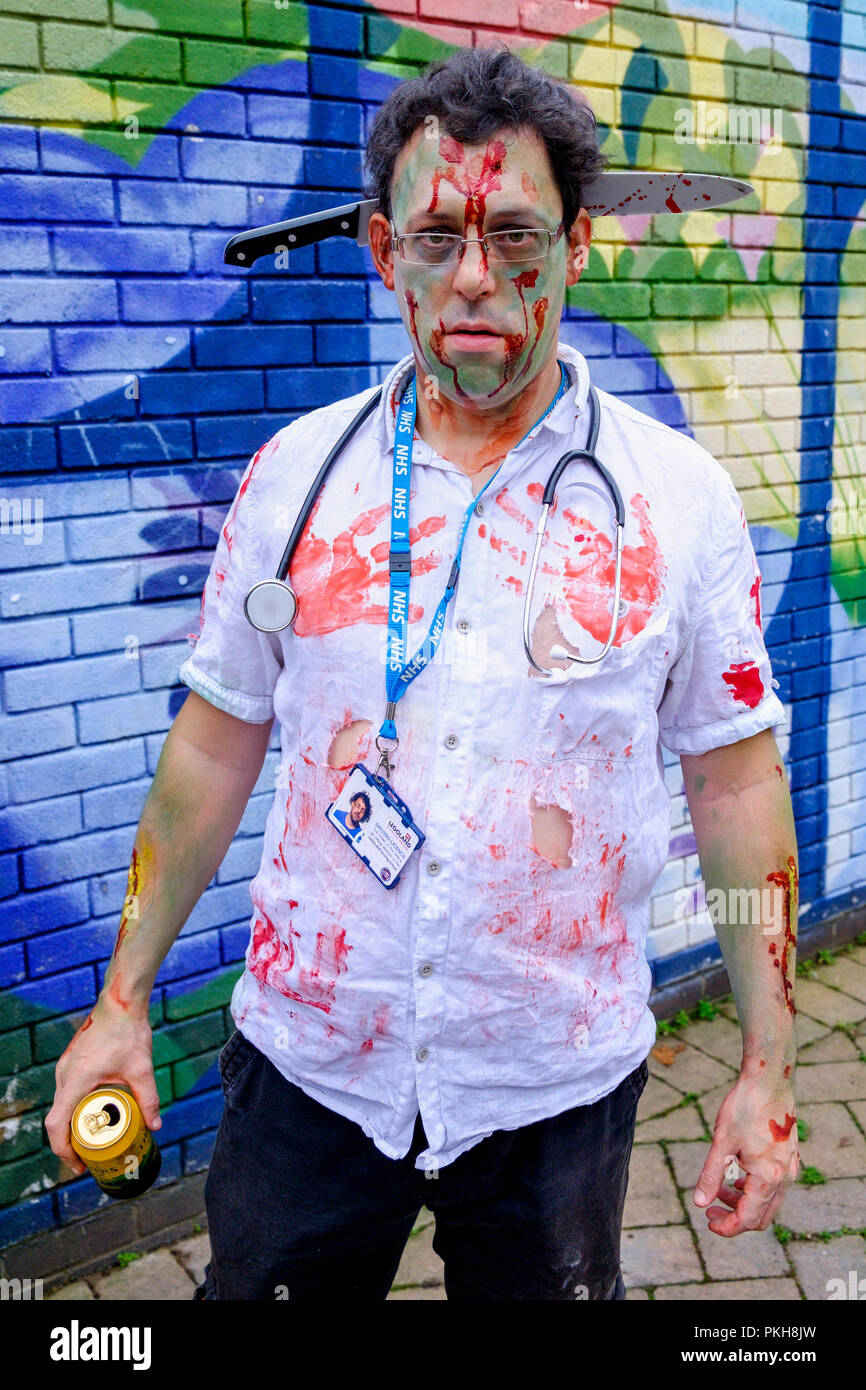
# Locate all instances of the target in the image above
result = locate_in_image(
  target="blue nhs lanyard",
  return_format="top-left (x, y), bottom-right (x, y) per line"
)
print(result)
top-left (378, 360), bottom-right (569, 744)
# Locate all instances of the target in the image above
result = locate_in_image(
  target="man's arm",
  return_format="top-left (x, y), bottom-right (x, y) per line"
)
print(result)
top-left (680, 726), bottom-right (799, 1236)
top-left (45, 690), bottom-right (273, 1173)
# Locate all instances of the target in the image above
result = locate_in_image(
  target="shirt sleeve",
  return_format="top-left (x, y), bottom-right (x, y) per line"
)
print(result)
top-left (657, 468), bottom-right (788, 756)
top-left (178, 441), bottom-right (283, 724)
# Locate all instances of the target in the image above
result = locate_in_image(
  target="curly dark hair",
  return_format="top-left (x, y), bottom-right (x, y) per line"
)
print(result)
top-left (363, 43), bottom-right (609, 233)
top-left (348, 791), bottom-right (372, 823)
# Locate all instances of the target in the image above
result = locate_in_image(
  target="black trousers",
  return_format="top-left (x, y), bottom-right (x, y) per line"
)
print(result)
top-left (194, 1029), bottom-right (649, 1301)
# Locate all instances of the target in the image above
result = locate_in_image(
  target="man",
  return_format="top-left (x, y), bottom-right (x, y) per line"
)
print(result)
top-left (333, 791), bottom-right (372, 839)
top-left (46, 45), bottom-right (799, 1301)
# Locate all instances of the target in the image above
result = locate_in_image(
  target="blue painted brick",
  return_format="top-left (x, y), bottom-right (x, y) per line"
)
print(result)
top-left (27, 918), bottom-right (117, 977)
top-left (154, 1087), bottom-right (224, 1145)
top-left (252, 279), bottom-right (366, 321)
top-left (150, 930), bottom-right (222, 986)
top-left (121, 279), bottom-right (248, 323)
top-left (82, 777), bottom-right (150, 832)
top-left (0, 1193), bottom-right (56, 1246)
top-left (0, 174), bottom-right (114, 222)
top-left (303, 146), bottom-right (364, 189)
top-left (0, 941), bottom-right (26, 986)
top-left (194, 412), bottom-right (296, 458)
top-left (266, 365), bottom-right (375, 408)
top-left (140, 550), bottom-right (211, 600)
top-left (0, 707), bottom-right (76, 759)
top-left (225, 54), bottom-right (307, 95)
top-left (190, 229), bottom-right (262, 276)
top-left (5, 651), bottom-right (142, 710)
top-left (0, 278), bottom-right (117, 324)
top-left (0, 609), bottom-right (72, 681)
top-left (0, 374), bottom-right (137, 425)
top-left (193, 324), bottom-right (312, 367)
top-left (810, 115), bottom-right (840, 148)
top-left (315, 323), bottom-right (371, 362)
top-left (165, 88), bottom-right (247, 137)
top-left (316, 240), bottom-right (366, 275)
top-left (0, 428), bottom-right (57, 473)
top-left (67, 506), bottom-right (199, 560)
top-left (55, 1176), bottom-right (114, 1225)
top-left (152, 1143), bottom-right (183, 1186)
top-left (803, 286), bottom-right (840, 317)
top-left (0, 329), bottom-right (52, 374)
top-left (1, 967), bottom-right (96, 1023)
top-left (811, 39), bottom-right (841, 80)
top-left (806, 221), bottom-right (853, 251)
top-left (59, 419), bottom-right (193, 468)
top-left (55, 327), bottom-right (191, 373)
top-left (54, 228), bottom-right (192, 276)
top-left (308, 2), bottom-right (363, 50)
top-left (808, 5), bottom-right (841, 41)
top-left (246, 185), bottom-right (336, 224)
top-left (183, 1129), bottom-right (217, 1174)
top-left (130, 465), bottom-right (241, 507)
top-left (0, 853), bottom-right (18, 898)
top-left (139, 369), bottom-right (264, 415)
top-left (73, 599), bottom-right (198, 655)
top-left (0, 126), bottom-right (37, 171)
top-left (800, 385), bottom-right (834, 415)
top-left (118, 179), bottom-right (248, 226)
top-left (220, 922), bottom-right (250, 962)
top-left (247, 94), bottom-right (363, 146)
top-left (40, 130), bottom-right (179, 179)
top-left (22, 825), bottom-right (136, 891)
top-left (181, 135), bottom-right (303, 185)
top-left (0, 881), bottom-right (90, 947)
top-left (0, 795), bottom-right (82, 850)
top-left (309, 54), bottom-right (398, 103)
top-left (0, 228), bottom-right (49, 271)
top-left (76, 689), bottom-right (174, 744)
top-left (0, 561), bottom-right (136, 618)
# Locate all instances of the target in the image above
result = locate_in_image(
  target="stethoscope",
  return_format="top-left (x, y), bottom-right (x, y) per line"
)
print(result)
top-left (243, 375), bottom-right (626, 679)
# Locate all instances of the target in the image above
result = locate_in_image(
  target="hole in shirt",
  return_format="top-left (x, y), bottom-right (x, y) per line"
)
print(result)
top-left (529, 797), bottom-right (573, 869)
top-left (327, 719), bottom-right (373, 770)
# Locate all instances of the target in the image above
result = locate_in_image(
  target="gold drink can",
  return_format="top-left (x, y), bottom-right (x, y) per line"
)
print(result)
top-left (70, 1086), bottom-right (161, 1200)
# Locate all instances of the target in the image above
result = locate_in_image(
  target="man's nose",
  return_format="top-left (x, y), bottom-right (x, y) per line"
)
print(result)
top-left (451, 232), bottom-right (495, 295)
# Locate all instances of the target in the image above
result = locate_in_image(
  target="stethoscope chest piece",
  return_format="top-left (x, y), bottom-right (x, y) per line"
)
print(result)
top-left (244, 578), bottom-right (298, 633)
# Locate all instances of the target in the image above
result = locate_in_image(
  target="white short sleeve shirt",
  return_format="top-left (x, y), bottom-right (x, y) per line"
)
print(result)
top-left (178, 340), bottom-right (787, 1172)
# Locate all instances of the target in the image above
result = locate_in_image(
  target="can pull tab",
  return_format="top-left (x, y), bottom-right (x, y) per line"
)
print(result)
top-left (84, 1109), bottom-right (113, 1135)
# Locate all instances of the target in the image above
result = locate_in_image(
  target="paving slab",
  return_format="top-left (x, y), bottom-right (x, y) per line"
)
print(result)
top-left (620, 1225), bottom-right (704, 1286)
top-left (794, 979), bottom-right (866, 1028)
top-left (170, 1231), bottom-right (211, 1287)
top-left (849, 1099), bottom-right (866, 1134)
top-left (45, 1280), bottom-right (94, 1301)
top-left (796, 1061), bottom-right (866, 1103)
top-left (797, 1102), bottom-right (866, 1180)
top-left (676, 1015), bottom-right (744, 1069)
top-left (797, 1030), bottom-right (861, 1064)
top-left (786, 1235), bottom-right (866, 1301)
top-left (776, 1177), bottom-right (866, 1235)
top-left (654, 1277), bottom-right (801, 1300)
top-left (92, 1250), bottom-right (197, 1301)
top-left (387, 1284), bottom-right (447, 1299)
top-left (813, 957), bottom-right (866, 1003)
top-left (665, 1140), bottom-right (712, 1192)
top-left (648, 1043), bottom-right (737, 1096)
top-left (626, 1286), bottom-right (650, 1299)
top-left (623, 1143), bottom-right (684, 1227)
top-left (636, 1074), bottom-right (683, 1121)
top-left (390, 1222), bottom-right (444, 1290)
top-left (685, 1198), bottom-right (792, 1280)
top-left (794, 1013), bottom-right (831, 1048)
top-left (635, 1104), bottom-right (708, 1142)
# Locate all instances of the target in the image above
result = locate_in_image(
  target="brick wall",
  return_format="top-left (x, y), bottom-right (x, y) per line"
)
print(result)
top-left (1, 0), bottom-right (865, 1251)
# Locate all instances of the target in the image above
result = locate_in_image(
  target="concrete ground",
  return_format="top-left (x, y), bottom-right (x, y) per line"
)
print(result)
top-left (47, 942), bottom-right (866, 1301)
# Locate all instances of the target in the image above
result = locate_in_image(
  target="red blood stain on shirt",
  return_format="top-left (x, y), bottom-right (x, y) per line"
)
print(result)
top-left (360, 1038), bottom-right (373, 1053)
top-left (489, 844), bottom-right (507, 860)
top-left (769, 1113), bottom-right (796, 1141)
top-left (290, 498), bottom-right (434, 637)
top-left (750, 573), bottom-right (763, 630)
top-left (722, 660), bottom-right (764, 708)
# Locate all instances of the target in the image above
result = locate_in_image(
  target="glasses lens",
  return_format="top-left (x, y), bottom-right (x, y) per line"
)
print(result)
top-left (487, 229), bottom-right (549, 262)
top-left (401, 232), bottom-right (462, 264)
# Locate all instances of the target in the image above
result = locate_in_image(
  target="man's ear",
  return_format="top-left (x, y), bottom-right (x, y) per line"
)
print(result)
top-left (368, 211), bottom-right (396, 291)
top-left (565, 207), bottom-right (592, 289)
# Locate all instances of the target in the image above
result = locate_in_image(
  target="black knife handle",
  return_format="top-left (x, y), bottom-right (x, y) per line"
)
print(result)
top-left (223, 201), bottom-right (363, 267)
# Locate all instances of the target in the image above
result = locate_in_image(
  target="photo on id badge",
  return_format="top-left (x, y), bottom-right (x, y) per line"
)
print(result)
top-left (325, 764), bottom-right (424, 889)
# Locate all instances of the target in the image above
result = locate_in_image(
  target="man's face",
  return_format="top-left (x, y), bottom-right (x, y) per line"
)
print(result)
top-left (370, 125), bottom-right (585, 409)
top-left (349, 796), bottom-right (367, 825)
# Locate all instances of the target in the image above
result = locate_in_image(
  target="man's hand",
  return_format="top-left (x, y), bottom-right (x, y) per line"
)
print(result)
top-left (45, 996), bottom-right (161, 1176)
top-left (693, 1064), bottom-right (799, 1236)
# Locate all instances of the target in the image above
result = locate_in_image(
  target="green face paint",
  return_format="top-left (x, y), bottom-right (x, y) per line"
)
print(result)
top-left (389, 127), bottom-right (568, 409)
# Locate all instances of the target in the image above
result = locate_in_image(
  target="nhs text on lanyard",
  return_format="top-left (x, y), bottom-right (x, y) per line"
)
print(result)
top-left (324, 362), bottom-right (568, 889)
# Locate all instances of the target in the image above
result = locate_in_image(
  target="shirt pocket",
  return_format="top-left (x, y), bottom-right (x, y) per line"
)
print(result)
top-left (530, 601), bottom-right (671, 765)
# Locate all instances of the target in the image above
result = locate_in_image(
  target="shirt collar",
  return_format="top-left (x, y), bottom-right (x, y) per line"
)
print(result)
top-left (371, 339), bottom-right (592, 456)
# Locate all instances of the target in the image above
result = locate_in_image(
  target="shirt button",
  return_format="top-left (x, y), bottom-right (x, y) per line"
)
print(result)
top-left (416, 1047), bottom-right (430, 1063)
top-left (474, 502), bottom-right (484, 518)
top-left (426, 860), bottom-right (441, 876)
top-left (444, 733), bottom-right (459, 750)
top-left (457, 619), bottom-right (470, 633)
top-left (418, 963), bottom-right (434, 978)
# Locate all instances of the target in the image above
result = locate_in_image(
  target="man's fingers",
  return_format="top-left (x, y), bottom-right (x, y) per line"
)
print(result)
top-left (694, 1136), bottom-right (734, 1207)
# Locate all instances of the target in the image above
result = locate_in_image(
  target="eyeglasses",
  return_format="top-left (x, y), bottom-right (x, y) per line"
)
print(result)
top-left (390, 222), bottom-right (565, 266)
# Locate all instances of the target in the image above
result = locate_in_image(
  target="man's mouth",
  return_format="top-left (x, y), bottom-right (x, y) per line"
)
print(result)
top-left (444, 326), bottom-right (504, 350)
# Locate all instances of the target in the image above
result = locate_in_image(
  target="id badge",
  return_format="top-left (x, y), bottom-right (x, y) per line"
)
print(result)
top-left (325, 764), bottom-right (425, 889)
